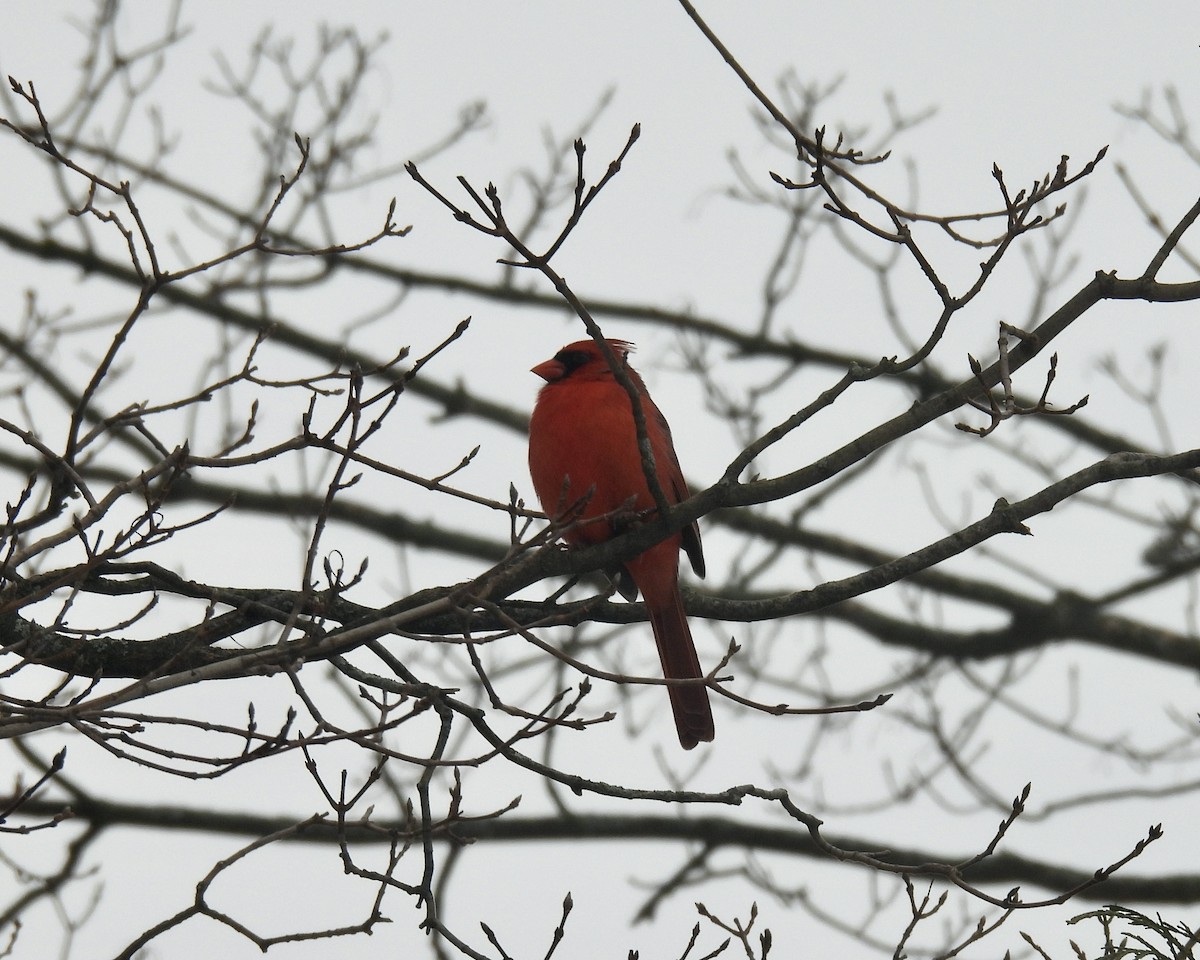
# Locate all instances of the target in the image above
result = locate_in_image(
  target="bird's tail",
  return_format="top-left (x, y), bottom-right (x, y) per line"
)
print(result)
top-left (647, 583), bottom-right (715, 749)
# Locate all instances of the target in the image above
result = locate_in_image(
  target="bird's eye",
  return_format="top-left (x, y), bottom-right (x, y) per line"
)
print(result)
top-left (555, 350), bottom-right (592, 374)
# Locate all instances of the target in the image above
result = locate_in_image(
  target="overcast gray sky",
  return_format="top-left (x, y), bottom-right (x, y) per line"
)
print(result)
top-left (2, 2), bottom-right (1199, 958)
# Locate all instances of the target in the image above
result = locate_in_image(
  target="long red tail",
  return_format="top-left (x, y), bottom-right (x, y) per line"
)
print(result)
top-left (647, 582), bottom-right (715, 750)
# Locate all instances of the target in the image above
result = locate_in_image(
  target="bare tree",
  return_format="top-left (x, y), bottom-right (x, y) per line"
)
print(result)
top-left (1, 3), bottom-right (1198, 958)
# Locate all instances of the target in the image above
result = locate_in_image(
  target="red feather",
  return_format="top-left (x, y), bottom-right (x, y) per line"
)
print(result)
top-left (528, 339), bottom-right (713, 749)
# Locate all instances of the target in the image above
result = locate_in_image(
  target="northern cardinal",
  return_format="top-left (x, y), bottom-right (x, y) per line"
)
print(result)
top-left (528, 339), bottom-right (714, 749)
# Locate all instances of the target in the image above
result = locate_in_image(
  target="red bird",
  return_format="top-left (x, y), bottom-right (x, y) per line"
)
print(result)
top-left (528, 339), bottom-right (714, 749)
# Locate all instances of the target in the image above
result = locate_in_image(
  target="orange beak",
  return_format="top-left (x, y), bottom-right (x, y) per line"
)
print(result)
top-left (531, 358), bottom-right (565, 382)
